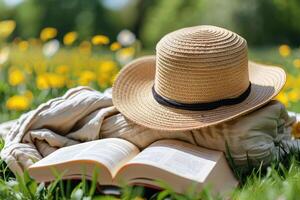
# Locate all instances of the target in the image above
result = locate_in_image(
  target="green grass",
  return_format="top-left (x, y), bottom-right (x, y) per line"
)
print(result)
top-left (1, 46), bottom-right (300, 199)
top-left (0, 138), bottom-right (220, 199)
top-left (249, 46), bottom-right (299, 74)
top-left (2, 139), bottom-right (300, 199)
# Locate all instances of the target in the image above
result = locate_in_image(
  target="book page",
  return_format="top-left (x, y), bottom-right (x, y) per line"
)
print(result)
top-left (30, 138), bottom-right (140, 175)
top-left (127, 139), bottom-right (222, 182)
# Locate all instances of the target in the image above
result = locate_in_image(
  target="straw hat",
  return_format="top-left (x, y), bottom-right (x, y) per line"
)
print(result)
top-left (112, 25), bottom-right (286, 131)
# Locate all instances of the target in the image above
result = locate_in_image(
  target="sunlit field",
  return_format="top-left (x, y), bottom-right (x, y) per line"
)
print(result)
top-left (250, 46), bottom-right (300, 113)
top-left (2, 20), bottom-right (300, 199)
top-left (0, 21), bottom-right (139, 122)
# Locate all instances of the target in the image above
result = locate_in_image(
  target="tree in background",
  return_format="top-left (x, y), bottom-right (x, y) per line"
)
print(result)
top-left (139, 0), bottom-right (203, 48)
top-left (1, 0), bottom-right (300, 48)
top-left (140, 0), bottom-right (300, 48)
top-left (0, 0), bottom-right (138, 40)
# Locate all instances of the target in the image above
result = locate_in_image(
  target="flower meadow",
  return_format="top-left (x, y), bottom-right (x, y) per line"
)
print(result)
top-left (251, 45), bottom-right (300, 113)
top-left (1, 19), bottom-right (300, 123)
top-left (3, 19), bottom-right (300, 199)
top-left (0, 20), bottom-right (139, 122)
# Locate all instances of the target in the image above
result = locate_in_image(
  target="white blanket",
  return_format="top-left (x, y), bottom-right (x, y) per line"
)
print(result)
top-left (0, 86), bottom-right (298, 175)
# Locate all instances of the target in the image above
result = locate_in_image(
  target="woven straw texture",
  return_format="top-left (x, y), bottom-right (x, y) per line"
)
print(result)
top-left (113, 25), bottom-right (286, 131)
top-left (155, 25), bottom-right (248, 103)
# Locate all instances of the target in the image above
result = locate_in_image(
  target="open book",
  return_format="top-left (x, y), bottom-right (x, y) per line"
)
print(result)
top-left (28, 138), bottom-right (238, 194)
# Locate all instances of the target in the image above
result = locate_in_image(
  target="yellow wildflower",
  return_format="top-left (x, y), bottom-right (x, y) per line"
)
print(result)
top-left (276, 92), bottom-right (289, 106)
top-left (40, 27), bottom-right (57, 41)
top-left (48, 73), bottom-right (65, 88)
top-left (116, 47), bottom-right (135, 64)
top-left (292, 121), bottom-right (300, 138)
top-left (0, 20), bottom-right (16, 38)
top-left (63, 31), bottom-right (77, 46)
top-left (293, 59), bottom-right (300, 69)
top-left (36, 73), bottom-right (65, 90)
top-left (288, 89), bottom-right (299, 102)
top-left (18, 41), bottom-right (29, 51)
top-left (91, 35), bottom-right (110, 45)
top-left (278, 44), bottom-right (291, 57)
top-left (110, 42), bottom-right (121, 51)
top-left (285, 75), bottom-right (295, 89)
top-left (8, 68), bottom-right (25, 86)
top-left (36, 74), bottom-right (50, 90)
top-left (6, 95), bottom-right (30, 111)
top-left (119, 47), bottom-right (135, 56)
top-left (99, 60), bottom-right (117, 73)
top-left (79, 41), bottom-right (91, 54)
top-left (78, 70), bottom-right (96, 86)
top-left (55, 65), bottom-right (69, 75)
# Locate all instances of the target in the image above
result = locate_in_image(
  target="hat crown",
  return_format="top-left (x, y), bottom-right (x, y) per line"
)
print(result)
top-left (154, 25), bottom-right (249, 104)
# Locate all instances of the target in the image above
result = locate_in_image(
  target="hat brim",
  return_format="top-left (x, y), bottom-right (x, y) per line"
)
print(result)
top-left (112, 56), bottom-right (286, 131)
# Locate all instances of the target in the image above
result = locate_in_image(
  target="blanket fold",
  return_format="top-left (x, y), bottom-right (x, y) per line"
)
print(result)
top-left (0, 86), bottom-right (299, 175)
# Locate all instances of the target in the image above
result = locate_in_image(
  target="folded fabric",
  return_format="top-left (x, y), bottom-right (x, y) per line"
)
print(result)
top-left (0, 86), bottom-right (298, 175)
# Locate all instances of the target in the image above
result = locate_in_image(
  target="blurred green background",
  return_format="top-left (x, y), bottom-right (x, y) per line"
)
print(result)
top-left (1, 0), bottom-right (300, 48)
